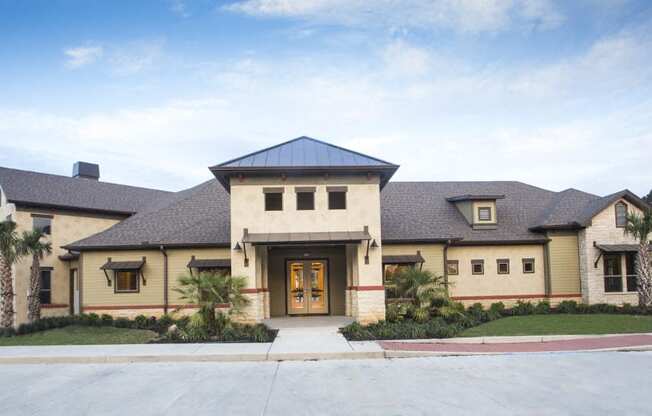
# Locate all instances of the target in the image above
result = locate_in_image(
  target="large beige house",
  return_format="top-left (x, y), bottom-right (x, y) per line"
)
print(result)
top-left (1, 137), bottom-right (649, 326)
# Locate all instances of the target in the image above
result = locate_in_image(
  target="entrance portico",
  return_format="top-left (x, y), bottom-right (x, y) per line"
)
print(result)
top-left (210, 137), bottom-right (398, 324)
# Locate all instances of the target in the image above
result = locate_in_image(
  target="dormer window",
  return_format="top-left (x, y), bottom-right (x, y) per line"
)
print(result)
top-left (615, 202), bottom-right (628, 228)
top-left (478, 207), bottom-right (492, 222)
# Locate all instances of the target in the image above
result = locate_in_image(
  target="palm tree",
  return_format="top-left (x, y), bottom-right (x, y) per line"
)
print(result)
top-left (174, 271), bottom-right (250, 334)
top-left (0, 221), bottom-right (21, 328)
top-left (19, 229), bottom-right (52, 322)
top-left (624, 209), bottom-right (652, 307)
top-left (394, 267), bottom-right (448, 321)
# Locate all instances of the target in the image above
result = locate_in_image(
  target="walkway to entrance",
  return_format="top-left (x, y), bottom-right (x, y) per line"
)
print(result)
top-left (263, 316), bottom-right (364, 360)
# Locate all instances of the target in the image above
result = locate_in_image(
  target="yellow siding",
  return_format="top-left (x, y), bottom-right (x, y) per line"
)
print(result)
top-left (447, 245), bottom-right (546, 299)
top-left (166, 248), bottom-right (231, 305)
top-left (381, 244), bottom-right (445, 277)
top-left (548, 232), bottom-right (581, 295)
top-left (82, 250), bottom-right (164, 307)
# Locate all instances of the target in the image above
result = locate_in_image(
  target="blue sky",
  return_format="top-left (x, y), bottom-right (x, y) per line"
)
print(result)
top-left (1, 0), bottom-right (650, 197)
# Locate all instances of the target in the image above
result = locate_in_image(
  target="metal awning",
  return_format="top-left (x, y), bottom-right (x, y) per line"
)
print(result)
top-left (595, 244), bottom-right (639, 253)
top-left (100, 259), bottom-right (145, 271)
top-left (187, 258), bottom-right (231, 268)
top-left (58, 252), bottom-right (80, 262)
top-left (382, 254), bottom-right (425, 264)
top-left (242, 231), bottom-right (372, 245)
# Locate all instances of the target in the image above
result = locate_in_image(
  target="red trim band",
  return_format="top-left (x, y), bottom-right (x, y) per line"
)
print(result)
top-left (42, 304), bottom-right (68, 309)
top-left (241, 288), bottom-right (269, 294)
top-left (347, 285), bottom-right (385, 291)
top-left (451, 293), bottom-right (582, 301)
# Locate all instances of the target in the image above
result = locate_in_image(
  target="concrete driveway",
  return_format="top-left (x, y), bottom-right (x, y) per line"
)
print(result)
top-left (1, 351), bottom-right (651, 415)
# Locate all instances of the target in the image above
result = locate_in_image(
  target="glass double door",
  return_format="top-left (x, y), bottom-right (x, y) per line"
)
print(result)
top-left (287, 260), bottom-right (329, 315)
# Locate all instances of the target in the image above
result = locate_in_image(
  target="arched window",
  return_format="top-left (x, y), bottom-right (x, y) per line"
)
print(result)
top-left (615, 201), bottom-right (628, 228)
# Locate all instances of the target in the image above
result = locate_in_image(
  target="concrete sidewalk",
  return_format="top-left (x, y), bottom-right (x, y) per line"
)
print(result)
top-left (2, 331), bottom-right (652, 364)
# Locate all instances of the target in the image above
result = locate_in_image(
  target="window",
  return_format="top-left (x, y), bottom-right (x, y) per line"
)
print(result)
top-left (115, 270), bottom-right (139, 293)
top-left (471, 260), bottom-right (484, 275)
top-left (603, 254), bottom-right (622, 292)
top-left (33, 215), bottom-right (52, 235)
top-left (625, 252), bottom-right (637, 292)
top-left (446, 260), bottom-right (459, 275)
top-left (522, 258), bottom-right (535, 274)
top-left (296, 191), bottom-right (315, 210)
top-left (328, 190), bottom-right (346, 210)
top-left (39, 269), bottom-right (52, 305)
top-left (615, 202), bottom-right (628, 228)
top-left (497, 259), bottom-right (510, 274)
top-left (264, 191), bottom-right (283, 211)
top-left (478, 207), bottom-right (492, 222)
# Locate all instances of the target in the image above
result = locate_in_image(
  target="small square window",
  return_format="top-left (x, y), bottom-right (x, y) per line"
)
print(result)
top-left (447, 260), bottom-right (459, 275)
top-left (39, 269), bottom-right (52, 305)
top-left (115, 271), bottom-right (139, 293)
top-left (522, 258), bottom-right (535, 274)
top-left (471, 260), bottom-right (484, 275)
top-left (296, 192), bottom-right (315, 210)
top-left (33, 216), bottom-right (52, 235)
top-left (265, 192), bottom-right (283, 211)
top-left (328, 191), bottom-right (346, 210)
top-left (497, 259), bottom-right (510, 275)
top-left (478, 207), bottom-right (492, 222)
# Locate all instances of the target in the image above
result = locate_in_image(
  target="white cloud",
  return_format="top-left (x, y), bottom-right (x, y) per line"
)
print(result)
top-left (108, 39), bottom-right (165, 75)
top-left (224, 0), bottom-right (566, 33)
top-left (64, 46), bottom-right (103, 68)
top-left (6, 28), bottom-right (652, 195)
top-left (169, 0), bottom-right (190, 18)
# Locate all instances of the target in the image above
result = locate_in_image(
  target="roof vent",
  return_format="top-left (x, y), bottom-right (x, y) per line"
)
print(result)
top-left (73, 162), bottom-right (100, 180)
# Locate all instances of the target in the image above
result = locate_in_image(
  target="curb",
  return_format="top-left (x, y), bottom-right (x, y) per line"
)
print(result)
top-left (0, 350), bottom-right (385, 365)
top-left (384, 345), bottom-right (652, 358)
top-left (391, 333), bottom-right (652, 344)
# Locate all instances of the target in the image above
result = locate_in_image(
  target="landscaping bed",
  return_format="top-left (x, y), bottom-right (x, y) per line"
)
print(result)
top-left (341, 300), bottom-right (652, 341)
top-left (0, 313), bottom-right (276, 344)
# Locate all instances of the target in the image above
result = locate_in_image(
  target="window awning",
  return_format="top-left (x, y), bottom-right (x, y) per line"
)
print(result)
top-left (100, 259), bottom-right (145, 271)
top-left (594, 244), bottom-right (640, 253)
top-left (58, 252), bottom-right (80, 262)
top-left (242, 230), bottom-right (372, 245)
top-left (187, 258), bottom-right (231, 269)
top-left (382, 254), bottom-right (425, 264)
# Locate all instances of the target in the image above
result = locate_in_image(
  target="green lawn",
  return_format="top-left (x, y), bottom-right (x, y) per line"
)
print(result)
top-left (0, 325), bottom-right (158, 346)
top-left (460, 314), bottom-right (652, 337)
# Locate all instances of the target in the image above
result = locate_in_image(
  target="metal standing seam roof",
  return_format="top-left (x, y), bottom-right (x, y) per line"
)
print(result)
top-left (100, 259), bottom-right (146, 270)
top-left (187, 258), bottom-right (231, 268)
top-left (216, 136), bottom-right (396, 168)
top-left (209, 137), bottom-right (400, 190)
top-left (242, 230), bottom-right (372, 245)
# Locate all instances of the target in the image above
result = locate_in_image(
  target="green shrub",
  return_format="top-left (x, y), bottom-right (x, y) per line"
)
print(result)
top-left (386, 303), bottom-right (407, 323)
top-left (589, 303), bottom-right (618, 314)
top-left (487, 302), bottom-right (506, 320)
top-left (413, 307), bottom-right (430, 323)
top-left (535, 300), bottom-right (551, 314)
top-left (16, 323), bottom-right (35, 335)
top-left (134, 315), bottom-right (148, 329)
top-left (557, 300), bottom-right (578, 314)
top-left (114, 317), bottom-right (131, 328)
top-left (100, 314), bottom-right (114, 325)
top-left (512, 300), bottom-right (535, 316)
top-left (340, 318), bottom-right (461, 341)
top-left (158, 314), bottom-right (174, 329)
top-left (467, 303), bottom-right (488, 324)
top-left (576, 303), bottom-right (591, 314)
top-left (620, 303), bottom-right (637, 314)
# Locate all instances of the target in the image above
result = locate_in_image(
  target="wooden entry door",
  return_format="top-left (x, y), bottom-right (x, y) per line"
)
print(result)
top-left (287, 260), bottom-right (329, 315)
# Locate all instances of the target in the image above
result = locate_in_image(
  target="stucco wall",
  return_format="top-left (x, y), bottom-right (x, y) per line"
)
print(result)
top-left (547, 231), bottom-right (581, 295)
top-left (12, 208), bottom-right (122, 325)
top-left (579, 199), bottom-right (642, 305)
top-left (447, 244), bottom-right (546, 304)
top-left (229, 175), bottom-right (384, 322)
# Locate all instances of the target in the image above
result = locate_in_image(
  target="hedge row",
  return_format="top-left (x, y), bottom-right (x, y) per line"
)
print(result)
top-left (0, 313), bottom-right (175, 338)
top-left (341, 300), bottom-right (652, 341)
